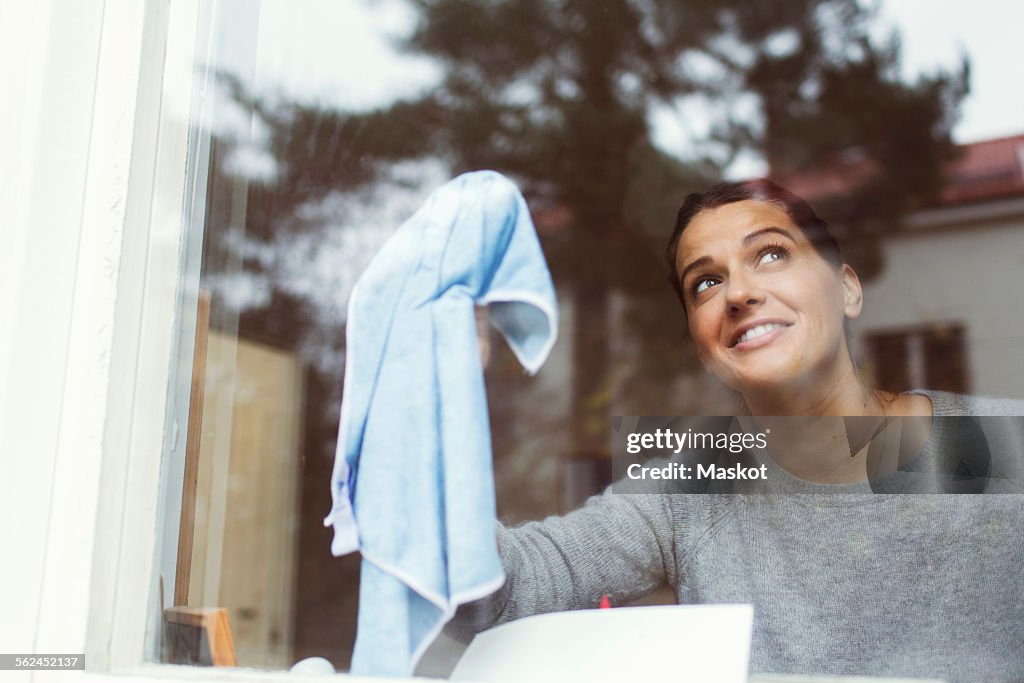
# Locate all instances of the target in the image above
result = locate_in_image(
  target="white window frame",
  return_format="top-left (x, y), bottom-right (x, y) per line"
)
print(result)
top-left (1, 0), bottom-right (415, 680)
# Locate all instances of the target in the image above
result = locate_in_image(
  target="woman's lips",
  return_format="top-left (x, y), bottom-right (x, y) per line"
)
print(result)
top-left (730, 322), bottom-right (792, 351)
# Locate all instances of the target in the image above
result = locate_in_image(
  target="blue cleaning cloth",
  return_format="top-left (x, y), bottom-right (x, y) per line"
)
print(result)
top-left (323, 170), bottom-right (558, 676)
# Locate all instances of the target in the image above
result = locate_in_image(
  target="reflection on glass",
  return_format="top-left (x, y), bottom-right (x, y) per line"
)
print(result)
top-left (148, 0), bottom-right (1021, 674)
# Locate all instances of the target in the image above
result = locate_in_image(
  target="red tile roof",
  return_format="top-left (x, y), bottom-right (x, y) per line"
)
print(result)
top-left (773, 133), bottom-right (1024, 207)
top-left (940, 133), bottom-right (1024, 205)
top-left (528, 133), bottom-right (1024, 233)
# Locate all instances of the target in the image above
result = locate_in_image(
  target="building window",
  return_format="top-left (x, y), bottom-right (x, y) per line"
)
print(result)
top-left (865, 323), bottom-right (969, 394)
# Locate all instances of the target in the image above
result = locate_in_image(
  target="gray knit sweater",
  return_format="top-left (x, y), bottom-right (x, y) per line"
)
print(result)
top-left (451, 391), bottom-right (1024, 682)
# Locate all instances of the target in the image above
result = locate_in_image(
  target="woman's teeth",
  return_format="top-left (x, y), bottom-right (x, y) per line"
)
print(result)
top-left (735, 323), bottom-right (787, 346)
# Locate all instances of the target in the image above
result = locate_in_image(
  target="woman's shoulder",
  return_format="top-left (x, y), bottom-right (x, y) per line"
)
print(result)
top-left (909, 389), bottom-right (1024, 417)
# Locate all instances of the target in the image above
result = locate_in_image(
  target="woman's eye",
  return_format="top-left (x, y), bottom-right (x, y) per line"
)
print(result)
top-left (757, 246), bottom-right (788, 265)
top-left (693, 277), bottom-right (718, 295)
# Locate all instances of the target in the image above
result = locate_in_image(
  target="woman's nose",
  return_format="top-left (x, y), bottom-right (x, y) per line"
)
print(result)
top-left (725, 273), bottom-right (765, 314)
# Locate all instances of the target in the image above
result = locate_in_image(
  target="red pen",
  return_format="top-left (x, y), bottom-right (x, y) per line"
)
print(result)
top-left (599, 594), bottom-right (612, 609)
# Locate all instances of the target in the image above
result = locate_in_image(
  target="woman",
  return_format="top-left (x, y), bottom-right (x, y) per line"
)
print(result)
top-left (451, 179), bottom-right (1024, 682)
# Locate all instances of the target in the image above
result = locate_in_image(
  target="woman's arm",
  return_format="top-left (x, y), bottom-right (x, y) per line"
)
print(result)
top-left (448, 488), bottom-right (680, 639)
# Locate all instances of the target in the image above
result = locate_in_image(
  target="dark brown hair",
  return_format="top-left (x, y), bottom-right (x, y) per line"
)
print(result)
top-left (666, 178), bottom-right (842, 309)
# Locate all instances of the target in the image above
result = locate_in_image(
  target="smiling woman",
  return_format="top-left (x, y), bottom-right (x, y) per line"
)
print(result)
top-left (449, 178), bottom-right (1024, 683)
top-left (666, 179), bottom-right (931, 419)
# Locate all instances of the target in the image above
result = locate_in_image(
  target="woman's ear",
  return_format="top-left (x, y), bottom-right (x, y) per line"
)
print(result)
top-left (841, 264), bottom-right (863, 319)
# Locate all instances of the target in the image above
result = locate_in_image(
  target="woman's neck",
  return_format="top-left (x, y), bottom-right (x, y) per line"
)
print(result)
top-left (738, 356), bottom-right (895, 483)
top-left (734, 358), bottom-right (934, 483)
top-left (741, 354), bottom-right (876, 417)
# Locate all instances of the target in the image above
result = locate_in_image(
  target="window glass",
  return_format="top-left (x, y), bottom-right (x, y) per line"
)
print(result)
top-left (148, 0), bottom-right (1023, 676)
top-left (151, 0), bottom-right (457, 671)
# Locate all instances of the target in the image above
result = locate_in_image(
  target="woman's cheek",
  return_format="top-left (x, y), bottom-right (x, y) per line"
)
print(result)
top-left (689, 310), bottom-right (718, 364)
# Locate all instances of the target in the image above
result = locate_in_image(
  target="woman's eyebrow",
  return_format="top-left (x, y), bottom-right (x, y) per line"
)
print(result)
top-left (678, 255), bottom-right (713, 288)
top-left (678, 227), bottom-right (797, 288)
top-left (742, 226), bottom-right (795, 246)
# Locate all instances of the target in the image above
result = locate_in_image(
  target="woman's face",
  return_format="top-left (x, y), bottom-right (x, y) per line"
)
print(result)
top-left (673, 199), bottom-right (862, 396)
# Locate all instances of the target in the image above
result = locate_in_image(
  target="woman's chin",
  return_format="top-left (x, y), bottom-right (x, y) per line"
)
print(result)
top-left (723, 361), bottom-right (810, 398)
top-left (707, 338), bottom-right (840, 400)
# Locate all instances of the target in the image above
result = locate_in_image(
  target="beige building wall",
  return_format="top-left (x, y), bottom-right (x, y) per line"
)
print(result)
top-left (854, 201), bottom-right (1024, 400)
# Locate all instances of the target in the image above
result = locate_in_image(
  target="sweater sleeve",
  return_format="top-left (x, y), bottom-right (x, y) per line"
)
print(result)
top-left (447, 488), bottom-right (680, 639)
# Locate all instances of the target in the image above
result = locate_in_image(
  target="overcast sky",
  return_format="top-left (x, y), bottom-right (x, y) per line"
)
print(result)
top-left (878, 0), bottom-right (1023, 143)
top-left (237, 0), bottom-right (1023, 163)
